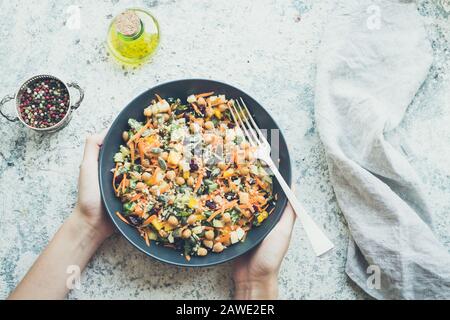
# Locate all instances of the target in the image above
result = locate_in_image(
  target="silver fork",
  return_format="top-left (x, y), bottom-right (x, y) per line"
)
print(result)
top-left (229, 98), bottom-right (334, 257)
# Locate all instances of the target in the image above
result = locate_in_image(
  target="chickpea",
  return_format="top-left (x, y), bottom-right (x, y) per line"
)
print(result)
top-left (131, 172), bottom-right (142, 181)
top-left (190, 122), bottom-right (200, 133)
top-left (213, 242), bottom-right (224, 253)
top-left (217, 162), bottom-right (227, 170)
top-left (122, 131), bottom-right (129, 142)
top-left (141, 158), bottom-right (150, 167)
top-left (239, 166), bottom-right (250, 175)
top-left (159, 229), bottom-right (168, 238)
top-left (203, 240), bottom-right (214, 249)
top-left (163, 114), bottom-right (170, 122)
top-left (187, 214), bottom-right (197, 225)
top-left (222, 212), bottom-right (231, 223)
top-left (144, 147), bottom-right (154, 158)
top-left (144, 107), bottom-right (153, 117)
top-left (182, 229), bottom-right (192, 239)
top-left (196, 118), bottom-right (204, 126)
top-left (135, 182), bottom-right (147, 192)
top-left (214, 195), bottom-right (223, 204)
top-left (218, 103), bottom-right (228, 112)
top-left (187, 176), bottom-right (195, 186)
top-left (197, 247), bottom-right (208, 257)
top-left (204, 134), bottom-right (214, 144)
top-left (246, 151), bottom-right (255, 162)
top-left (204, 121), bottom-right (215, 130)
top-left (219, 123), bottom-right (228, 132)
top-left (205, 230), bottom-right (215, 241)
top-left (197, 97), bottom-right (206, 107)
top-left (240, 141), bottom-right (250, 149)
top-left (141, 172), bottom-right (152, 183)
top-left (161, 151), bottom-right (169, 161)
top-left (167, 216), bottom-right (179, 227)
top-left (176, 177), bottom-right (186, 185)
top-left (205, 107), bottom-right (214, 117)
top-left (166, 170), bottom-right (176, 181)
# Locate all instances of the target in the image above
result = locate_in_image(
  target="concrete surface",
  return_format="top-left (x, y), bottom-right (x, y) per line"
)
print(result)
top-left (0, 0), bottom-right (449, 299)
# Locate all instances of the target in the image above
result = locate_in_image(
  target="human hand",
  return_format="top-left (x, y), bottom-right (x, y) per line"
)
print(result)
top-left (74, 133), bottom-right (114, 241)
top-left (8, 133), bottom-right (115, 300)
top-left (233, 204), bottom-right (296, 299)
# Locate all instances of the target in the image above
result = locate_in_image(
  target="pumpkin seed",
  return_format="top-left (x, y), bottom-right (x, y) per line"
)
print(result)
top-left (158, 157), bottom-right (167, 170)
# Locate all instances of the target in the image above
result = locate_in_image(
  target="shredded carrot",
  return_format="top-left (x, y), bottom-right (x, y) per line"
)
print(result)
top-left (159, 183), bottom-right (170, 194)
top-left (255, 177), bottom-right (266, 189)
top-left (122, 174), bottom-right (128, 193)
top-left (142, 215), bottom-right (157, 227)
top-left (207, 200), bottom-right (238, 222)
top-left (196, 92), bottom-right (214, 98)
top-left (210, 100), bottom-right (225, 107)
top-left (138, 141), bottom-right (146, 162)
top-left (130, 194), bottom-right (142, 202)
top-left (144, 230), bottom-right (150, 246)
top-left (112, 163), bottom-right (119, 193)
top-left (116, 212), bottom-right (130, 225)
top-left (128, 120), bottom-right (152, 145)
top-left (217, 233), bottom-right (230, 244)
top-left (193, 169), bottom-right (204, 193)
top-left (192, 103), bottom-right (202, 115)
top-left (130, 143), bottom-right (135, 164)
top-left (149, 167), bottom-right (161, 185)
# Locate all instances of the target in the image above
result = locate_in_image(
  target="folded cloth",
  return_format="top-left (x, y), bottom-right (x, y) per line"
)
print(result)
top-left (315, 0), bottom-right (450, 299)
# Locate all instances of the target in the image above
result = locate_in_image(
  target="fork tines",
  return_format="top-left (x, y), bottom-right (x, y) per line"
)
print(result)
top-left (229, 98), bottom-right (270, 150)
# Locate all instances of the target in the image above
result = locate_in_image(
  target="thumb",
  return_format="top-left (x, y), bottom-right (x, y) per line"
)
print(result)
top-left (82, 131), bottom-right (107, 165)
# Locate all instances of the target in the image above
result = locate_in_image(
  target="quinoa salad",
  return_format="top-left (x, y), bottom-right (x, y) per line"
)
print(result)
top-left (112, 93), bottom-right (275, 260)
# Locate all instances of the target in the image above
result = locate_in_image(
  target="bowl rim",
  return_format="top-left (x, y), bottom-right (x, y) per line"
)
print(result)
top-left (99, 78), bottom-right (292, 267)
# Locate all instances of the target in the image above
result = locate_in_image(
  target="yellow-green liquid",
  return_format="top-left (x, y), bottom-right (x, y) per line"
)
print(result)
top-left (107, 9), bottom-right (160, 66)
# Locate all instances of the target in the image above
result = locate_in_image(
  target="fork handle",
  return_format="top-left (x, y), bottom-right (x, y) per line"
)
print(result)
top-left (266, 159), bottom-right (334, 257)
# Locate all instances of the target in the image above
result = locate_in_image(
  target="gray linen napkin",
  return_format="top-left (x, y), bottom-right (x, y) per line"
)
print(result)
top-left (315, 0), bottom-right (450, 299)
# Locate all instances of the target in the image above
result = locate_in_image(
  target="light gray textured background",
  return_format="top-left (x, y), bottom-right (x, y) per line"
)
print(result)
top-left (0, 0), bottom-right (448, 300)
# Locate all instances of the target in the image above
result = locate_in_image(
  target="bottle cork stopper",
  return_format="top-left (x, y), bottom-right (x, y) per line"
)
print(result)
top-left (115, 10), bottom-right (141, 36)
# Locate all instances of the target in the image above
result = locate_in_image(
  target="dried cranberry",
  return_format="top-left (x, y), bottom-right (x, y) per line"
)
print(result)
top-left (150, 206), bottom-right (160, 215)
top-left (205, 200), bottom-right (217, 210)
top-left (225, 192), bottom-right (237, 201)
top-left (128, 215), bottom-right (143, 226)
top-left (114, 175), bottom-right (123, 185)
top-left (189, 160), bottom-right (199, 172)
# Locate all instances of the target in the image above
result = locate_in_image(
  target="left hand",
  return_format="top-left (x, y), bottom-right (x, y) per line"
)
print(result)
top-left (75, 133), bottom-right (115, 240)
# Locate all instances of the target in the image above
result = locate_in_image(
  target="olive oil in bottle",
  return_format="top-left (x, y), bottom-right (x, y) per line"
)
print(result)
top-left (107, 9), bottom-right (160, 66)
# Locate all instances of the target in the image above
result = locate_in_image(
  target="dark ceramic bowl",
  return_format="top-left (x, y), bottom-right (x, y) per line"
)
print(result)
top-left (99, 79), bottom-right (291, 267)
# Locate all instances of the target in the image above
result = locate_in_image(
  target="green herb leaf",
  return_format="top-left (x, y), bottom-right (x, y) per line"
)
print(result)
top-left (114, 152), bottom-right (124, 163)
top-left (128, 119), bottom-right (143, 131)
